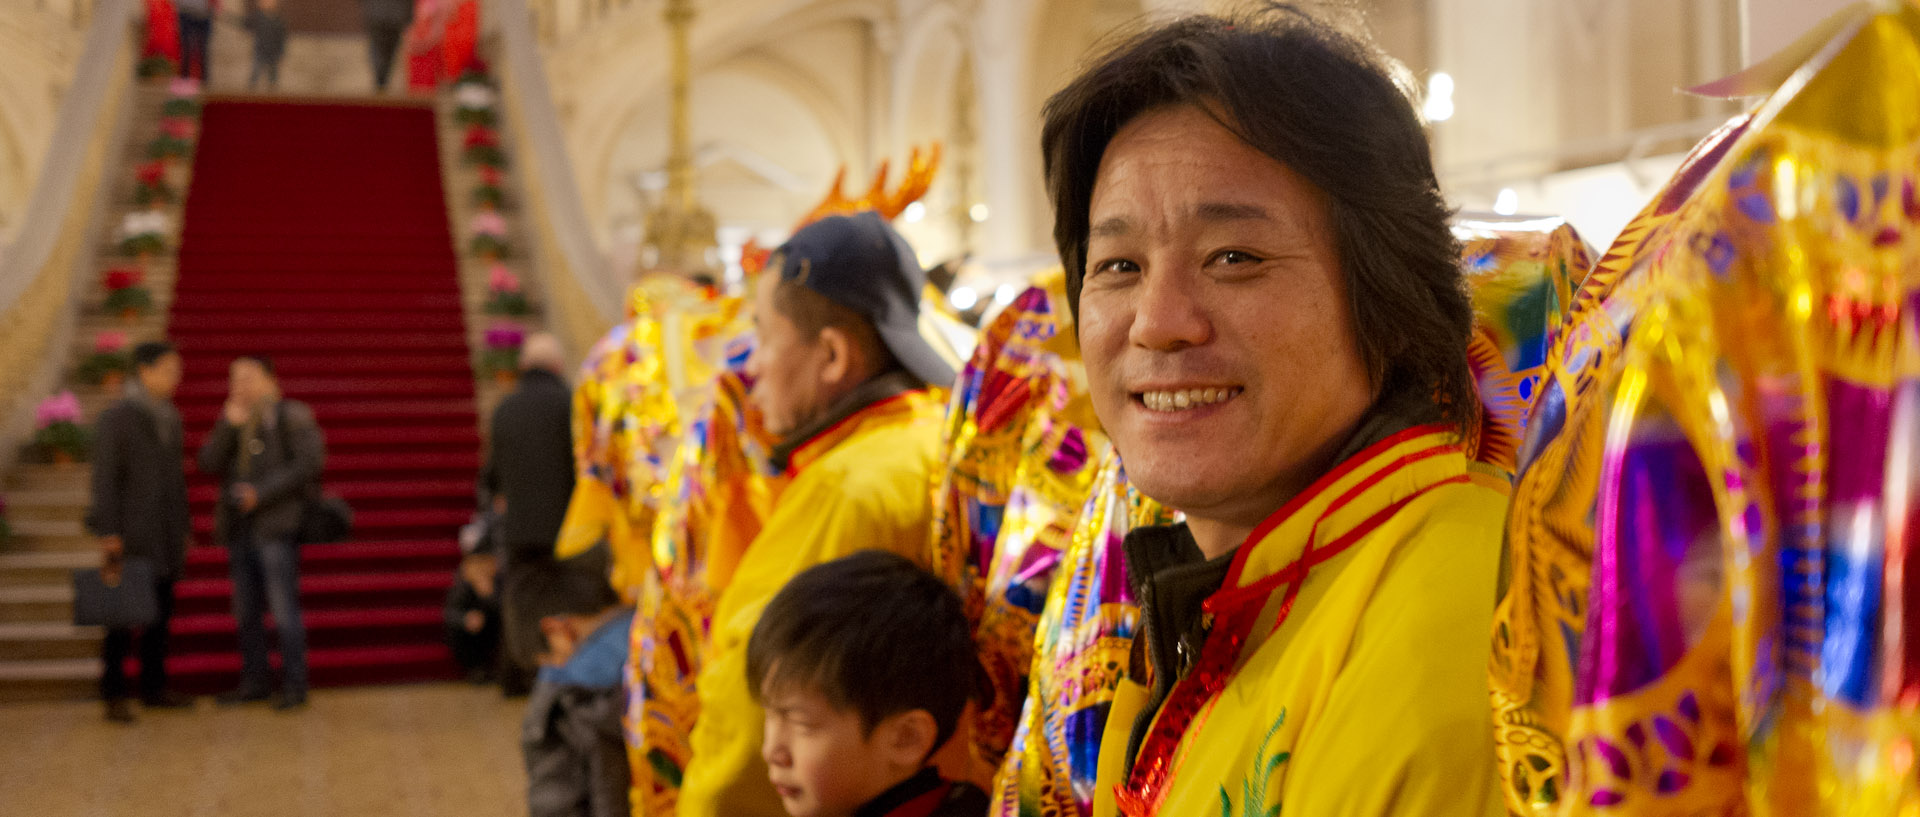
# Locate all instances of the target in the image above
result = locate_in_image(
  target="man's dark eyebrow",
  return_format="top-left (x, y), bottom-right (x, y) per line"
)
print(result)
top-left (1195, 202), bottom-right (1271, 222)
top-left (1090, 216), bottom-right (1131, 238)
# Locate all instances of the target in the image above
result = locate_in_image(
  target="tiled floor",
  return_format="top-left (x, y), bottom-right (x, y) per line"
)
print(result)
top-left (0, 684), bottom-right (528, 817)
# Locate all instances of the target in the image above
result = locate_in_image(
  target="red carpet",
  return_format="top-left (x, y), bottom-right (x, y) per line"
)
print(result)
top-left (162, 100), bottom-right (474, 691)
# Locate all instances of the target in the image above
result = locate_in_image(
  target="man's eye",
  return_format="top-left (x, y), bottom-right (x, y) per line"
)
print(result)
top-left (1211, 250), bottom-right (1261, 265)
top-left (1090, 258), bottom-right (1140, 276)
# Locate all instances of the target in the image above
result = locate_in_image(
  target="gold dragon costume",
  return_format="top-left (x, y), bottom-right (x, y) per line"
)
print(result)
top-left (980, 217), bottom-right (1590, 817)
top-left (928, 271), bottom-right (1116, 788)
top-left (1497, 3), bottom-right (1920, 814)
top-left (625, 151), bottom-right (959, 817)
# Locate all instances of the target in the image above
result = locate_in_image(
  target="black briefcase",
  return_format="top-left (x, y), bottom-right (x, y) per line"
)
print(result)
top-left (72, 557), bottom-right (159, 629)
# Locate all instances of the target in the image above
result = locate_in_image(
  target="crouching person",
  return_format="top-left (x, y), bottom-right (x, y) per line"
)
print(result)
top-left (522, 605), bottom-right (635, 817)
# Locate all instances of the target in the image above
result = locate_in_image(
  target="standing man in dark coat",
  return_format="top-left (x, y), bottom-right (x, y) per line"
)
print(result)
top-left (198, 355), bottom-right (325, 711)
top-left (88, 341), bottom-right (193, 723)
top-left (360, 0), bottom-right (415, 92)
top-left (480, 333), bottom-right (616, 695)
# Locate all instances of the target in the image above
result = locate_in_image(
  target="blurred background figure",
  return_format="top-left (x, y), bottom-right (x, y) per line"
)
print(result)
top-left (87, 341), bottom-right (193, 723)
top-left (481, 333), bottom-right (613, 695)
top-left (245, 0), bottom-right (287, 92)
top-left (360, 0), bottom-right (414, 92)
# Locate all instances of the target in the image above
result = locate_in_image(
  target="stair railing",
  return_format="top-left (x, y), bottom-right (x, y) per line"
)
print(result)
top-left (0, 0), bottom-right (139, 479)
top-left (480, 0), bottom-right (624, 361)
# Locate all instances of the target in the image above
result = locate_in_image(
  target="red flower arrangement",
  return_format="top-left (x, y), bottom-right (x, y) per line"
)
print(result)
top-left (463, 126), bottom-right (499, 149)
top-left (103, 267), bottom-right (145, 292)
top-left (136, 161), bottom-right (167, 187)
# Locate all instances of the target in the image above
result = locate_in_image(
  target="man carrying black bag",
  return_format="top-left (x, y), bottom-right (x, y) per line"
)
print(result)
top-left (197, 355), bottom-right (323, 711)
top-left (88, 341), bottom-right (194, 724)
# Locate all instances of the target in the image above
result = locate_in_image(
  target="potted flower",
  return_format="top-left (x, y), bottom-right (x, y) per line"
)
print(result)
top-left (32, 391), bottom-right (89, 466)
top-left (454, 81), bottom-right (497, 127)
top-left (161, 95), bottom-right (201, 118)
top-left (469, 211), bottom-right (511, 259)
top-left (102, 266), bottom-right (154, 322)
top-left (134, 160), bottom-right (177, 207)
top-left (484, 264), bottom-right (530, 315)
top-left (473, 183), bottom-right (506, 211)
top-left (463, 125), bottom-right (505, 168)
top-left (117, 211), bottom-right (170, 258)
top-left (79, 332), bottom-right (133, 390)
top-left (139, 55), bottom-right (177, 79)
top-left (481, 321), bottom-right (524, 384)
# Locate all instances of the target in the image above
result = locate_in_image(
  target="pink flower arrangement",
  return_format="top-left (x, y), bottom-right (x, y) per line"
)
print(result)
top-left (168, 77), bottom-right (201, 97)
top-left (93, 331), bottom-right (130, 355)
top-left (35, 391), bottom-right (82, 429)
top-left (488, 264), bottom-right (521, 294)
top-left (470, 211), bottom-right (508, 237)
top-left (484, 320), bottom-right (526, 350)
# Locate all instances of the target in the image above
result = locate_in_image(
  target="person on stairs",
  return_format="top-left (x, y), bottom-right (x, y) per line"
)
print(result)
top-left (245, 0), bottom-right (288, 92)
top-left (677, 212), bottom-right (958, 817)
top-left (88, 341), bottom-right (194, 724)
top-left (481, 332), bottom-right (615, 697)
top-left (176, 0), bottom-right (216, 85)
top-left (198, 355), bottom-right (325, 711)
top-left (360, 0), bottom-right (416, 93)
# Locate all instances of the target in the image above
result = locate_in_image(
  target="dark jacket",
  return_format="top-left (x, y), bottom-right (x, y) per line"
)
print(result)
top-left (197, 399), bottom-right (326, 546)
top-left (854, 768), bottom-right (988, 817)
top-left (359, 0), bottom-right (414, 28)
top-left (480, 369), bottom-right (576, 555)
top-left (86, 393), bottom-right (192, 579)
top-left (245, 9), bottom-right (288, 60)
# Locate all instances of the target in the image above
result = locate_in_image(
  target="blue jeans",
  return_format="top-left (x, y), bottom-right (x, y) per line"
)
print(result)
top-left (228, 534), bottom-right (308, 697)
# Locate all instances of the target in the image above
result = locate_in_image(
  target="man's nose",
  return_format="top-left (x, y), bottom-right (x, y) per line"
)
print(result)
top-left (1129, 265), bottom-right (1213, 351)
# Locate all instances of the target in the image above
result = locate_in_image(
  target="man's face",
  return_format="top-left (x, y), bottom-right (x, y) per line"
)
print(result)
top-left (1078, 104), bottom-right (1373, 540)
top-left (229, 359), bottom-right (274, 406)
top-left (139, 352), bottom-right (183, 399)
top-left (745, 273), bottom-right (834, 440)
top-left (760, 683), bottom-right (906, 817)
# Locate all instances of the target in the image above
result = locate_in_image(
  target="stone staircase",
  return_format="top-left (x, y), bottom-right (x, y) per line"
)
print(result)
top-left (0, 82), bottom-right (193, 702)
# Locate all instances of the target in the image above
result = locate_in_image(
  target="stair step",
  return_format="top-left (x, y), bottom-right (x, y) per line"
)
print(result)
top-left (0, 552), bottom-right (96, 587)
top-left (0, 584), bottom-right (73, 623)
top-left (0, 622), bottom-right (103, 661)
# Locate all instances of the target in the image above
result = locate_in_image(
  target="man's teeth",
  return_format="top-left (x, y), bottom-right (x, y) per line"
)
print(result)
top-left (1140, 388), bottom-right (1237, 412)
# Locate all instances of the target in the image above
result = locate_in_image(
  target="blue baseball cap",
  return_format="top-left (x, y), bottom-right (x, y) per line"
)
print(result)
top-left (773, 211), bottom-right (956, 387)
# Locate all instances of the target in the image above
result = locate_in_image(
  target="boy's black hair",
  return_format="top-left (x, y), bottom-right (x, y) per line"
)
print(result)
top-left (132, 341), bottom-right (177, 370)
top-left (746, 550), bottom-right (988, 754)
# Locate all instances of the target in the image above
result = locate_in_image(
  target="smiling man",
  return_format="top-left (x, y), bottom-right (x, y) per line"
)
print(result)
top-left (1041, 10), bottom-right (1505, 817)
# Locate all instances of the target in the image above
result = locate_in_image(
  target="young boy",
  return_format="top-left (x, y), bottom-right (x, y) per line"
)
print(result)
top-left (747, 551), bottom-right (989, 817)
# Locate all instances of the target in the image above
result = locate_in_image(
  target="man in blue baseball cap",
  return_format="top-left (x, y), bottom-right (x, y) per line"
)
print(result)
top-left (676, 211), bottom-right (959, 817)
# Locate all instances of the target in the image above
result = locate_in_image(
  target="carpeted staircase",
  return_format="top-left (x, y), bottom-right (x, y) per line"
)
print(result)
top-left (163, 99), bottom-right (477, 691)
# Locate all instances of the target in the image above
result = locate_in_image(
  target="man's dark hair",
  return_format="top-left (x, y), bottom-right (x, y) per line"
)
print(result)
top-left (771, 269), bottom-right (898, 374)
top-left (1040, 5), bottom-right (1477, 435)
top-left (132, 341), bottom-right (176, 370)
top-left (235, 354), bottom-right (276, 378)
top-left (746, 550), bottom-right (985, 754)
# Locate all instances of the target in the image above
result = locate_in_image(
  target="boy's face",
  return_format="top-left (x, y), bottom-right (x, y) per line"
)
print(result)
top-left (761, 682), bottom-right (926, 817)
